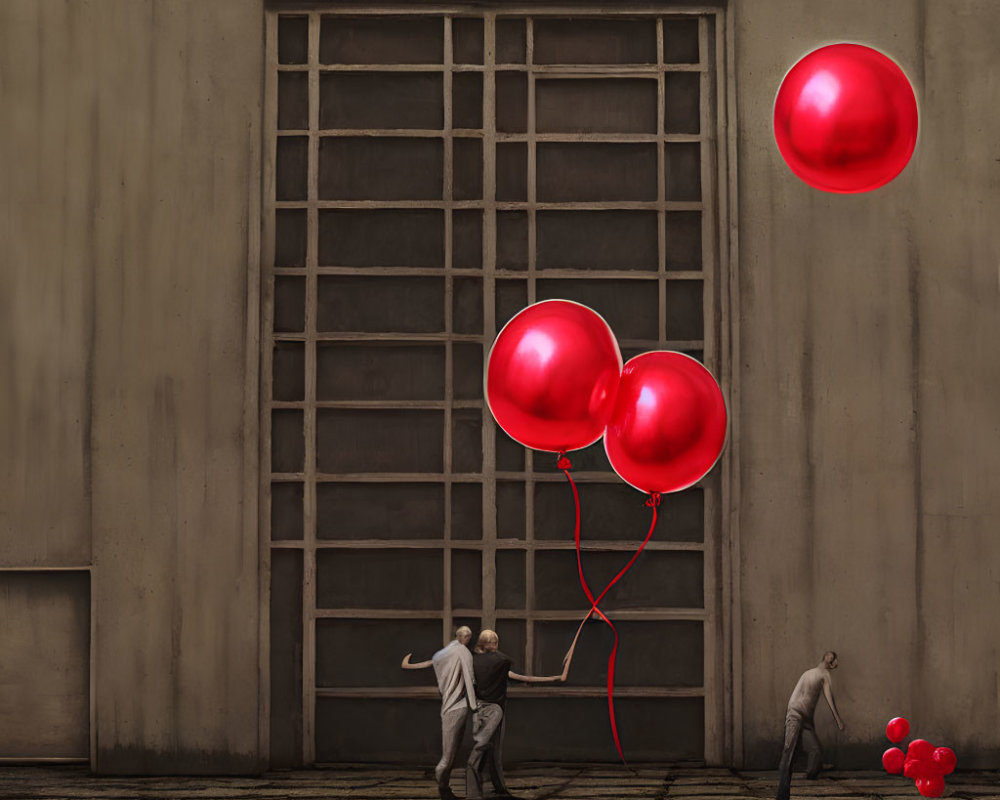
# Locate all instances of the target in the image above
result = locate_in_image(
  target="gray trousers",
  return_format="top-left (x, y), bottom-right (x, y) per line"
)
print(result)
top-left (776, 710), bottom-right (821, 800)
top-left (466, 703), bottom-right (507, 798)
top-left (435, 707), bottom-right (469, 790)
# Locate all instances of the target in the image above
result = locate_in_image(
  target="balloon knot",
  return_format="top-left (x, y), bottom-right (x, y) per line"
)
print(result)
top-left (645, 492), bottom-right (662, 508)
top-left (557, 453), bottom-right (572, 471)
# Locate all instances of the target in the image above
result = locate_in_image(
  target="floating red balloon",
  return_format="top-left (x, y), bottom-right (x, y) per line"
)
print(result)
top-left (486, 300), bottom-right (622, 453)
top-left (907, 739), bottom-right (935, 762)
top-left (916, 775), bottom-right (945, 798)
top-left (604, 352), bottom-right (727, 494)
top-left (774, 43), bottom-right (918, 193)
top-left (887, 716), bottom-right (911, 743)
top-left (883, 747), bottom-right (905, 775)
top-left (933, 747), bottom-right (957, 776)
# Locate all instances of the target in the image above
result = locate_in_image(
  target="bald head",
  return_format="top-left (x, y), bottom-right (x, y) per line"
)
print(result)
top-left (455, 626), bottom-right (472, 645)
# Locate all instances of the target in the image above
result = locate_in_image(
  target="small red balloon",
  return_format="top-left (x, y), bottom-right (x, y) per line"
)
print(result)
top-left (933, 747), bottom-right (957, 776)
top-left (887, 716), bottom-right (910, 743)
top-left (904, 757), bottom-right (922, 780)
top-left (486, 300), bottom-right (622, 453)
top-left (883, 747), bottom-right (905, 774)
top-left (916, 775), bottom-right (945, 798)
top-left (774, 43), bottom-right (918, 193)
top-left (604, 352), bottom-right (727, 494)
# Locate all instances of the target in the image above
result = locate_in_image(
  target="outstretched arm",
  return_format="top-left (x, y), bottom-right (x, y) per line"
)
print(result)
top-left (823, 674), bottom-right (845, 730)
top-left (508, 636), bottom-right (578, 683)
top-left (401, 653), bottom-right (433, 670)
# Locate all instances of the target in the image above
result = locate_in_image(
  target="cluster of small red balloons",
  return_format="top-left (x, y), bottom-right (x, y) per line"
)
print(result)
top-left (882, 717), bottom-right (957, 798)
top-left (485, 300), bottom-right (727, 494)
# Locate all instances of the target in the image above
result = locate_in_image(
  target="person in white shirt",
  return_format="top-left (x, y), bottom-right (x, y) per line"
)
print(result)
top-left (403, 626), bottom-right (477, 800)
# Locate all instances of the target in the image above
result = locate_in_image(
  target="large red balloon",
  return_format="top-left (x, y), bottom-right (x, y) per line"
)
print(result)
top-left (486, 300), bottom-right (622, 453)
top-left (916, 775), bottom-right (945, 798)
top-left (886, 716), bottom-right (910, 743)
top-left (774, 43), bottom-right (918, 193)
top-left (932, 747), bottom-right (957, 776)
top-left (604, 352), bottom-right (727, 494)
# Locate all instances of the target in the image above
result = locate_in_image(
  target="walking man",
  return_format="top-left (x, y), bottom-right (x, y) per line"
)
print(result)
top-left (403, 626), bottom-right (477, 800)
top-left (776, 651), bottom-right (845, 800)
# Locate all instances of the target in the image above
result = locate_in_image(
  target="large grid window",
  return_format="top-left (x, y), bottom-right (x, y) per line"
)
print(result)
top-left (264, 5), bottom-right (729, 766)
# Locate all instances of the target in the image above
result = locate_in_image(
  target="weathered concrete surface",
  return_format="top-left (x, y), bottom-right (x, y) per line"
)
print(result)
top-left (0, 766), bottom-right (997, 799)
top-left (735, 0), bottom-right (1000, 769)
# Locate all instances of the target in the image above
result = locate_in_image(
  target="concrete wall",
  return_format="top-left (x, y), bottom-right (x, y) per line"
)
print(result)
top-left (735, 0), bottom-right (1000, 769)
top-left (0, 0), bottom-right (263, 773)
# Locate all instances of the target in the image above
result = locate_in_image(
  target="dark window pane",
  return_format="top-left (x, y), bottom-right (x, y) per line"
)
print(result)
top-left (453, 277), bottom-right (483, 335)
top-left (666, 141), bottom-right (702, 201)
top-left (320, 16), bottom-right (443, 64)
top-left (316, 698), bottom-right (441, 762)
top-left (497, 142), bottom-right (527, 202)
top-left (535, 620), bottom-right (702, 686)
top-left (496, 72), bottom-right (527, 133)
top-left (538, 143), bottom-right (656, 202)
top-left (496, 18), bottom-right (526, 64)
top-left (317, 483), bottom-right (444, 540)
top-left (537, 79), bottom-right (656, 134)
top-left (496, 549), bottom-right (525, 609)
top-left (537, 211), bottom-right (657, 271)
top-left (453, 72), bottom-right (483, 130)
top-left (320, 73), bottom-right (443, 130)
top-left (663, 18), bottom-right (700, 64)
top-left (665, 279), bottom-right (703, 341)
top-left (535, 550), bottom-right (703, 610)
top-left (316, 549), bottom-right (443, 608)
top-left (317, 410), bottom-right (444, 473)
top-left (317, 276), bottom-right (445, 334)
top-left (317, 619), bottom-right (442, 687)
top-left (271, 481), bottom-right (303, 541)
top-left (494, 620), bottom-right (525, 671)
top-left (495, 279), bottom-right (527, 331)
top-left (665, 71), bottom-right (700, 134)
top-left (273, 341), bottom-right (305, 402)
top-left (497, 211), bottom-right (528, 270)
top-left (536, 483), bottom-right (704, 543)
top-left (536, 278), bottom-right (657, 341)
top-left (534, 18), bottom-right (656, 65)
top-left (271, 410), bottom-right (304, 473)
top-left (666, 211), bottom-right (702, 270)
top-left (452, 549), bottom-right (481, 609)
top-left (319, 138), bottom-right (442, 200)
top-left (451, 482), bottom-right (483, 540)
top-left (495, 426), bottom-right (524, 472)
top-left (503, 697), bottom-right (703, 761)
top-left (319, 209), bottom-right (443, 267)
top-left (452, 409), bottom-right (482, 473)
top-left (274, 275), bottom-right (305, 333)
top-left (453, 138), bottom-right (483, 201)
top-left (453, 343), bottom-right (484, 401)
top-left (453, 209), bottom-right (482, 269)
top-left (275, 209), bottom-right (307, 268)
top-left (453, 18), bottom-right (484, 65)
top-left (270, 549), bottom-right (302, 768)
top-left (278, 16), bottom-right (308, 65)
top-left (496, 481), bottom-right (524, 540)
top-left (278, 72), bottom-right (309, 130)
top-left (276, 137), bottom-right (308, 201)
top-left (316, 343), bottom-right (445, 401)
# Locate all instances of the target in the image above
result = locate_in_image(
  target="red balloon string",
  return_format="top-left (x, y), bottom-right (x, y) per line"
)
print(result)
top-left (559, 454), bottom-right (661, 768)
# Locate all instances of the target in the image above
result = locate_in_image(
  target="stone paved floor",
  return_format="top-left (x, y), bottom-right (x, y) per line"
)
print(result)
top-left (0, 766), bottom-right (997, 800)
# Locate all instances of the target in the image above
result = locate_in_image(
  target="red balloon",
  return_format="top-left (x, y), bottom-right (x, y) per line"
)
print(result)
top-left (774, 43), bottom-right (918, 193)
top-left (486, 300), bottom-right (622, 453)
top-left (883, 747), bottom-right (905, 774)
top-left (604, 352), bottom-right (727, 494)
top-left (903, 758), bottom-right (922, 780)
top-left (916, 775), bottom-right (945, 798)
top-left (908, 739), bottom-right (935, 762)
top-left (933, 747), bottom-right (957, 775)
top-left (887, 716), bottom-right (911, 743)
